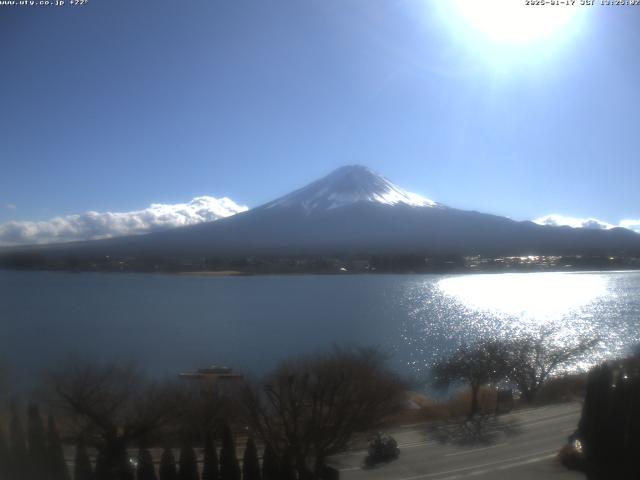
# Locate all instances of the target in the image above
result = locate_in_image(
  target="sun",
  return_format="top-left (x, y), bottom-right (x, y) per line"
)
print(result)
top-left (451, 0), bottom-right (581, 44)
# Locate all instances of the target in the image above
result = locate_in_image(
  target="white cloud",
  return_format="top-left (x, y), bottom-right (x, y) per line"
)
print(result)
top-left (4, 204), bottom-right (16, 210)
top-left (620, 219), bottom-right (640, 233)
top-left (534, 214), bottom-right (640, 233)
top-left (0, 196), bottom-right (248, 247)
top-left (534, 214), bottom-right (615, 230)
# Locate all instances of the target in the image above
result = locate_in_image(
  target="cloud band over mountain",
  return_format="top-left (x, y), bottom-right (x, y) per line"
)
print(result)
top-left (0, 196), bottom-right (248, 247)
top-left (534, 214), bottom-right (640, 233)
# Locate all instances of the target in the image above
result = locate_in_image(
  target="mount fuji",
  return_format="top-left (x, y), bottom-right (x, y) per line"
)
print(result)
top-left (4, 165), bottom-right (640, 260)
top-left (259, 165), bottom-right (438, 213)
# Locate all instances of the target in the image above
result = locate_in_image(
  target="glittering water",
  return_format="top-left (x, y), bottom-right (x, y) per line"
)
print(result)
top-left (0, 271), bottom-right (638, 387)
top-left (399, 272), bottom-right (640, 374)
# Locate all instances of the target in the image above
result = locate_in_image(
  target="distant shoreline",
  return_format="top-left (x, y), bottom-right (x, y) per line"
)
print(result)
top-left (3, 252), bottom-right (640, 276)
top-left (173, 267), bottom-right (640, 277)
top-left (178, 270), bottom-right (249, 277)
top-left (2, 267), bottom-right (640, 277)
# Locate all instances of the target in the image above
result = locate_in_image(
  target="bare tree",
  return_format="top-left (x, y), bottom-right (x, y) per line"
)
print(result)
top-left (503, 328), bottom-right (598, 403)
top-left (49, 360), bottom-right (180, 480)
top-left (242, 347), bottom-right (406, 480)
top-left (171, 382), bottom-right (233, 443)
top-left (431, 340), bottom-right (509, 418)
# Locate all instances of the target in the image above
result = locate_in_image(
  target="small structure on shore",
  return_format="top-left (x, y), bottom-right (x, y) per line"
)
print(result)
top-left (179, 365), bottom-right (244, 394)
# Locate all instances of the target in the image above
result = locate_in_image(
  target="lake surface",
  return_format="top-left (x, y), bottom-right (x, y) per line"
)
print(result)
top-left (1, 270), bottom-right (639, 388)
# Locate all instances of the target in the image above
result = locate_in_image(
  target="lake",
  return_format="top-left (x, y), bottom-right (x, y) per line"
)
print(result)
top-left (1, 270), bottom-right (639, 389)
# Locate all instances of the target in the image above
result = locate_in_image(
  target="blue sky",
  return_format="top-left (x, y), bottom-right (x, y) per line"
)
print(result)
top-left (1, 0), bottom-right (639, 236)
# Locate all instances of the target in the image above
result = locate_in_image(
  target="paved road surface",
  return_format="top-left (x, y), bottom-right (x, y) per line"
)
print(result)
top-left (332, 402), bottom-right (585, 480)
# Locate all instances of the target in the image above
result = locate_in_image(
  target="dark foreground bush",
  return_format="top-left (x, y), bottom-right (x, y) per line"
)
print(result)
top-left (574, 353), bottom-right (640, 479)
top-left (366, 432), bottom-right (400, 464)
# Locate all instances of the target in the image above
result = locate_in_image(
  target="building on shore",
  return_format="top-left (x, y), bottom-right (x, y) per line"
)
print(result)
top-left (179, 365), bottom-right (244, 395)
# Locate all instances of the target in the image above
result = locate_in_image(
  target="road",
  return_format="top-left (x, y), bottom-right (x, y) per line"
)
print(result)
top-left (331, 402), bottom-right (585, 480)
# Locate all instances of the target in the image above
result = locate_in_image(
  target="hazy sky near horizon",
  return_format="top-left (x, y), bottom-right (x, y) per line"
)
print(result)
top-left (1, 0), bottom-right (639, 231)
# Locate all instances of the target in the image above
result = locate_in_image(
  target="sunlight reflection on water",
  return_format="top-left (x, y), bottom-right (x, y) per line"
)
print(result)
top-left (399, 271), bottom-right (640, 375)
top-left (1, 270), bottom-right (639, 384)
top-left (438, 272), bottom-right (608, 321)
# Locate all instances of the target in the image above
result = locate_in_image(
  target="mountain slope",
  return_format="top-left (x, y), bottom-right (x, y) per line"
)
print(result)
top-left (3, 165), bottom-right (640, 259)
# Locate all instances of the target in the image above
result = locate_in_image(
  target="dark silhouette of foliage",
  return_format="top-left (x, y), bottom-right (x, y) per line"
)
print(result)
top-left (94, 451), bottom-right (109, 480)
top-left (75, 439), bottom-right (95, 480)
top-left (176, 387), bottom-right (230, 444)
top-left (9, 404), bottom-right (28, 480)
top-left (279, 452), bottom-right (296, 480)
top-left (159, 448), bottom-right (178, 480)
top-left (95, 441), bottom-right (133, 480)
top-left (91, 435), bottom-right (133, 480)
top-left (576, 353), bottom-right (640, 479)
top-left (50, 361), bottom-right (178, 480)
top-left (242, 437), bottom-right (261, 480)
top-left (260, 444), bottom-right (279, 480)
top-left (178, 443), bottom-right (198, 480)
top-left (27, 404), bottom-right (48, 479)
top-left (47, 413), bottom-right (71, 480)
top-left (201, 435), bottom-right (219, 480)
top-left (137, 447), bottom-right (157, 480)
top-left (220, 424), bottom-right (240, 480)
top-left (243, 347), bottom-right (406, 479)
top-left (432, 340), bottom-right (509, 418)
top-left (0, 422), bottom-right (10, 480)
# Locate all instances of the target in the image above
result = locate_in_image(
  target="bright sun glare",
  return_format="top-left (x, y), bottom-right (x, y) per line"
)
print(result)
top-left (451, 0), bottom-right (581, 44)
top-left (437, 272), bottom-right (608, 321)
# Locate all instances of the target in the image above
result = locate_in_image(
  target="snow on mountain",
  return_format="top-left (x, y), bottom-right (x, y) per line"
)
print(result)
top-left (0, 196), bottom-right (248, 246)
top-left (260, 165), bottom-right (438, 213)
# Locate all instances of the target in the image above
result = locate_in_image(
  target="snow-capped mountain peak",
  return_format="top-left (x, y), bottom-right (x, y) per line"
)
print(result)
top-left (260, 165), bottom-right (437, 213)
